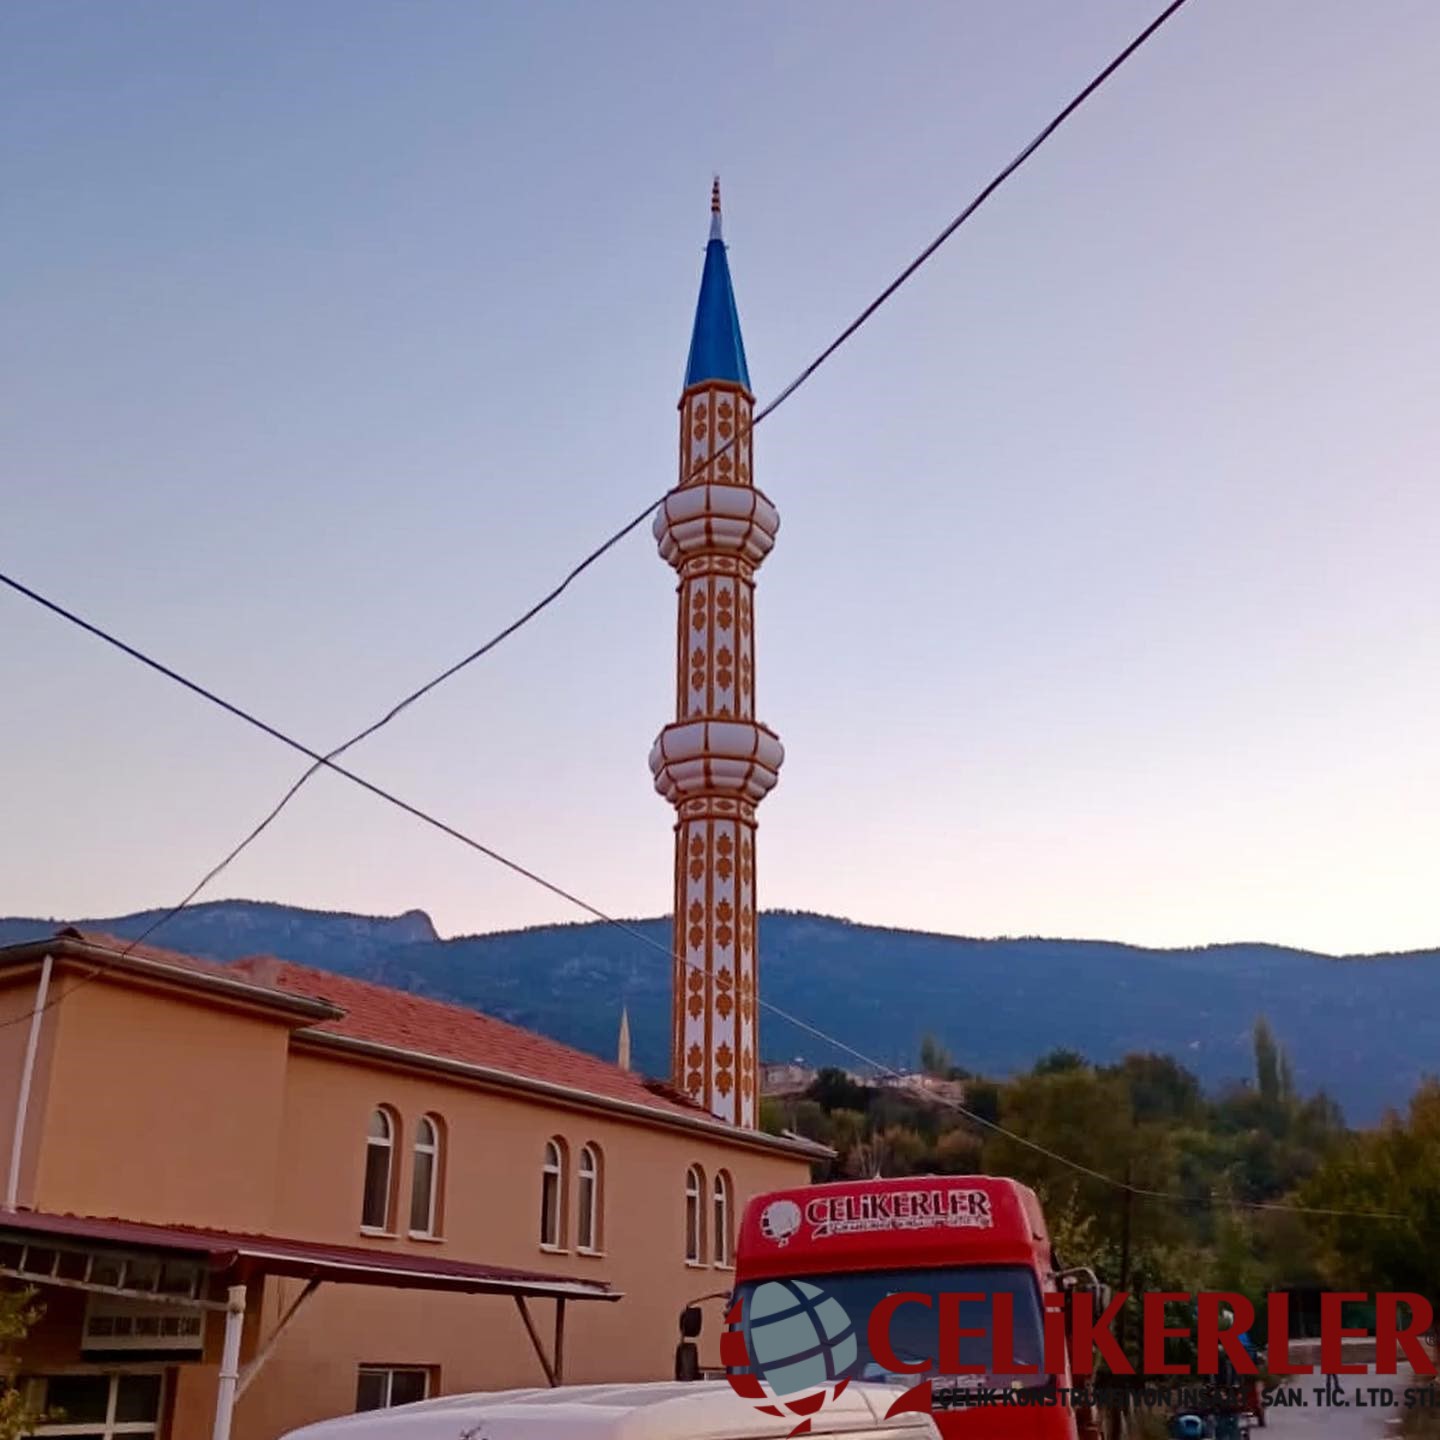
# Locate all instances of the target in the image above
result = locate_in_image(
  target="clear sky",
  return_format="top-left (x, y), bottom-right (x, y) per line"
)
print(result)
top-left (3, 1), bottom-right (1437, 956)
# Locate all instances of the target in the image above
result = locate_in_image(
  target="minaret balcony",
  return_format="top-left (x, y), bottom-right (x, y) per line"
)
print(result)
top-left (649, 718), bottom-right (784, 805)
top-left (653, 484), bottom-right (779, 571)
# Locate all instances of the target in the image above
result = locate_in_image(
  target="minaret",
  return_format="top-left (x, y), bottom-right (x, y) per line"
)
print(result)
top-left (650, 180), bottom-right (783, 1128)
top-left (617, 1005), bottom-right (632, 1072)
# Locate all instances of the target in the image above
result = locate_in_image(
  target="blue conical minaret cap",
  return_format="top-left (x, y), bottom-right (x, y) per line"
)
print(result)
top-left (684, 178), bottom-right (751, 392)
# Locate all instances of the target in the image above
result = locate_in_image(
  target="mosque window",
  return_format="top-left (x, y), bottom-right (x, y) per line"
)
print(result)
top-left (685, 1165), bottom-right (706, 1264)
top-left (361, 1107), bottom-right (398, 1232)
top-left (409, 1114), bottom-right (443, 1237)
top-left (540, 1138), bottom-right (567, 1249)
top-left (577, 1144), bottom-right (603, 1253)
top-left (713, 1170), bottom-right (733, 1267)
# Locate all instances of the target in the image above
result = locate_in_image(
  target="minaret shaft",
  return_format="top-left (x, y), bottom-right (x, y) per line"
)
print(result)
top-left (651, 190), bottom-right (780, 1129)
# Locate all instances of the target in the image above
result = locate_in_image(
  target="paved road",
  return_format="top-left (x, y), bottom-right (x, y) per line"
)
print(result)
top-left (1263, 1365), bottom-right (1419, 1440)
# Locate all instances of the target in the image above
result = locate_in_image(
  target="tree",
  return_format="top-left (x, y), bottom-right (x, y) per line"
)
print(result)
top-left (871, 1090), bottom-right (941, 1143)
top-left (1211, 1207), bottom-right (1268, 1301)
top-left (1253, 1016), bottom-right (1283, 1108)
top-left (1033, 1048), bottom-right (1088, 1076)
top-left (807, 1068), bottom-right (873, 1114)
top-left (983, 1068), bottom-right (1133, 1227)
top-left (932, 1127), bottom-right (983, 1175)
top-left (964, 1080), bottom-right (1001, 1127)
top-left (758, 1097), bottom-right (787, 1136)
top-left (827, 1108), bottom-right (868, 1176)
top-left (1109, 1053), bottom-right (1203, 1125)
top-left (1032, 1182), bottom-right (1100, 1268)
top-left (919, 1034), bottom-right (952, 1078)
top-left (0, 1287), bottom-right (43, 1439)
top-left (983, 1066), bottom-right (1192, 1284)
top-left (775, 1018), bottom-right (1343, 1314)
top-left (883, 1125), bottom-right (929, 1176)
top-left (1279, 1051), bottom-right (1296, 1106)
top-left (788, 1099), bottom-right (830, 1145)
top-left (1301, 1080), bottom-right (1440, 1311)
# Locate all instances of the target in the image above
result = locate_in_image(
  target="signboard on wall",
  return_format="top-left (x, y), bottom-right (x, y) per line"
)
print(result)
top-left (82, 1294), bottom-right (205, 1356)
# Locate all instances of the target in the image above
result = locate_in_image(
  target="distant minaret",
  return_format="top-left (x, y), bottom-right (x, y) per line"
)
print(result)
top-left (617, 1005), bottom-right (632, 1072)
top-left (650, 180), bottom-right (783, 1128)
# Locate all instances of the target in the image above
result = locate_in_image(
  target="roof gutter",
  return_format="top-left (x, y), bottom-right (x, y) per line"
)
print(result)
top-left (295, 1029), bottom-right (833, 1162)
top-left (0, 939), bottom-right (344, 1024)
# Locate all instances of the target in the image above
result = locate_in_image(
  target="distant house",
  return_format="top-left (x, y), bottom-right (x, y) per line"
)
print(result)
top-left (757, 1061), bottom-right (816, 1096)
top-left (759, 1063), bottom-right (960, 1104)
top-left (0, 930), bottom-right (824, 1440)
top-left (890, 1073), bottom-right (968, 1106)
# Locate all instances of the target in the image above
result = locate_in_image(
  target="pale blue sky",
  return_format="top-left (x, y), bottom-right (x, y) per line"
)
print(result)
top-left (3, 1), bottom-right (1437, 955)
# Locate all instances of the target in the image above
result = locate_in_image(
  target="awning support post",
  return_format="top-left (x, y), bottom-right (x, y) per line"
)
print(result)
top-left (236, 1277), bottom-right (321, 1400)
top-left (553, 1297), bottom-right (566, 1386)
top-left (211, 1284), bottom-right (247, 1440)
top-left (514, 1295), bottom-right (557, 1387)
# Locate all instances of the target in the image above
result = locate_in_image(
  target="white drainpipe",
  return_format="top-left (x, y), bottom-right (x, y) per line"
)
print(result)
top-left (6, 953), bottom-right (53, 1210)
top-left (211, 1284), bottom-right (248, 1440)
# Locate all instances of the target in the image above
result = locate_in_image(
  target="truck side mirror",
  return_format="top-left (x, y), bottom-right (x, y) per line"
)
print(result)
top-left (675, 1341), bottom-right (700, 1381)
top-left (1057, 1265), bottom-right (1104, 1295)
top-left (680, 1305), bottom-right (703, 1339)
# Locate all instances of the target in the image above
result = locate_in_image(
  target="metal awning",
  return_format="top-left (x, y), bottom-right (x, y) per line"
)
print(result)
top-left (0, 1207), bottom-right (619, 1302)
top-left (0, 1207), bottom-right (620, 1435)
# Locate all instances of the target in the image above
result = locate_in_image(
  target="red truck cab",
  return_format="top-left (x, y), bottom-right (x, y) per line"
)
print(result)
top-left (721, 1175), bottom-right (1102, 1440)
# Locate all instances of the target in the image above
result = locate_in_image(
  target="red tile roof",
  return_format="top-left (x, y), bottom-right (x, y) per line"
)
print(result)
top-left (228, 956), bottom-right (706, 1120)
top-left (2, 927), bottom-right (822, 1155)
top-left (22, 929), bottom-right (716, 1126)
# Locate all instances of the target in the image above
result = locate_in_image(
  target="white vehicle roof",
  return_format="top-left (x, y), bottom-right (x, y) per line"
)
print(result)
top-left (281, 1380), bottom-right (940, 1439)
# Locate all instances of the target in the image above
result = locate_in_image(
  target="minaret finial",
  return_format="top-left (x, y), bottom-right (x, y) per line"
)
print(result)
top-left (683, 174), bottom-right (750, 390)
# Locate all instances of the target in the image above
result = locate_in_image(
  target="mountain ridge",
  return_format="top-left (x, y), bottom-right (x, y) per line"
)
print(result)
top-left (1, 900), bottom-right (1434, 1125)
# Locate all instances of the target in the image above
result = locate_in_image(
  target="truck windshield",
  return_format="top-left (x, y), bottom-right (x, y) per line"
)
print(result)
top-left (732, 1265), bottom-right (1049, 1389)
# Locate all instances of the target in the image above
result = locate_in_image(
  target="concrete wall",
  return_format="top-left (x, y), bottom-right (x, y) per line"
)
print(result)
top-left (31, 975), bottom-right (294, 1231)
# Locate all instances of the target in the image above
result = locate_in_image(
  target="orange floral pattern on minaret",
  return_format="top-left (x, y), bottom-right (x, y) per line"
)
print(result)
top-left (650, 182), bottom-right (782, 1128)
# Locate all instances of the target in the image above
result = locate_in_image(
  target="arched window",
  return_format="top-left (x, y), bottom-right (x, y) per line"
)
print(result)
top-left (713, 1170), bottom-right (733, 1267)
top-left (684, 1165), bottom-right (706, 1264)
top-left (362, 1108), bottom-right (396, 1231)
top-left (540, 1139), bottom-right (567, 1249)
top-left (409, 1114), bottom-right (443, 1237)
top-left (577, 1144), bottom-right (603, 1253)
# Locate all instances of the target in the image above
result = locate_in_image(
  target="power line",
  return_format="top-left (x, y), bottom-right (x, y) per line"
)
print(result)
top-left (762, 1009), bottom-right (1404, 1222)
top-left (0, 571), bottom-right (1405, 1224)
top-left (16, 0), bottom-right (1200, 924)
top-left (0, 567), bottom-right (682, 1020)
top-left (752, 0), bottom-right (1194, 424)
top-left (897, 1087), bottom-right (1404, 1222)
top-left (0, 0), bottom-right (1202, 1034)
top-left (8, 0), bottom-right (1201, 1011)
